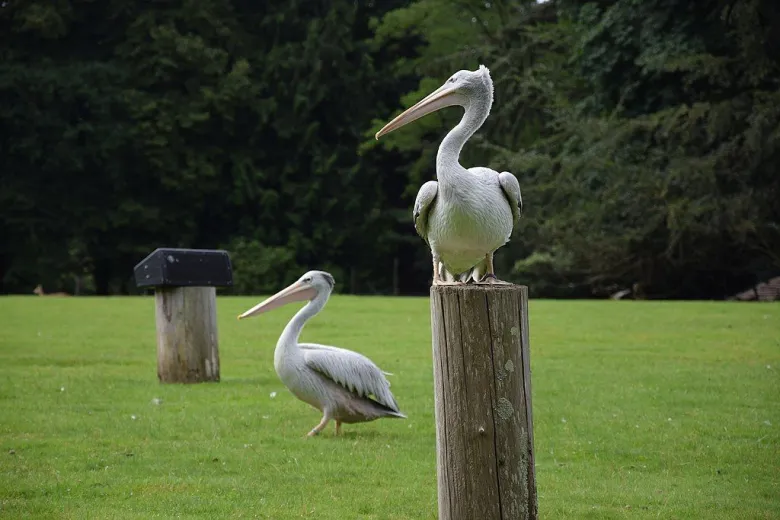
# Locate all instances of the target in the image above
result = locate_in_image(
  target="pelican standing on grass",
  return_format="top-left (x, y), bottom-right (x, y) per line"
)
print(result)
top-left (376, 65), bottom-right (522, 285)
top-left (237, 271), bottom-right (406, 437)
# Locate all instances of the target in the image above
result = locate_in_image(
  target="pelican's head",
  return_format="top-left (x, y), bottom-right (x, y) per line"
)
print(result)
top-left (375, 65), bottom-right (494, 139)
top-left (237, 270), bottom-right (335, 320)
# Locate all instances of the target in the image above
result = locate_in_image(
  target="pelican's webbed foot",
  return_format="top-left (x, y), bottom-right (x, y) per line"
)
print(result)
top-left (474, 254), bottom-right (512, 285)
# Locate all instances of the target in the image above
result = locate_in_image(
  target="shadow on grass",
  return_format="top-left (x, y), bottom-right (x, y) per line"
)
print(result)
top-left (309, 427), bottom-right (408, 442)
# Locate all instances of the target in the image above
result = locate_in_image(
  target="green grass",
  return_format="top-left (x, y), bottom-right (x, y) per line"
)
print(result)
top-left (0, 296), bottom-right (778, 519)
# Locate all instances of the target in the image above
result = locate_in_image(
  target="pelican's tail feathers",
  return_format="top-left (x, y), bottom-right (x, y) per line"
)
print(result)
top-left (452, 258), bottom-right (489, 283)
top-left (439, 259), bottom-right (493, 283)
top-left (368, 397), bottom-right (407, 419)
top-left (457, 269), bottom-right (473, 283)
top-left (440, 263), bottom-right (474, 283)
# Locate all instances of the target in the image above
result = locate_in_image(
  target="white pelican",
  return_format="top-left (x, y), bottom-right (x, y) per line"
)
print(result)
top-left (237, 271), bottom-right (406, 437)
top-left (376, 65), bottom-right (522, 284)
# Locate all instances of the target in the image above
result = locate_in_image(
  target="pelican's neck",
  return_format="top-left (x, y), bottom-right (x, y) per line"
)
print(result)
top-left (275, 290), bottom-right (330, 364)
top-left (436, 95), bottom-right (492, 177)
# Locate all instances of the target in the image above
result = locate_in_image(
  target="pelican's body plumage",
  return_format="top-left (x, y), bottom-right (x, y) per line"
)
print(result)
top-left (417, 168), bottom-right (518, 278)
top-left (238, 271), bottom-right (405, 436)
top-left (378, 65), bottom-right (522, 284)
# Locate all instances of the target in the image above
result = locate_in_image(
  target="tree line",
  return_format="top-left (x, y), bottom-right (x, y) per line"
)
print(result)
top-left (1, 0), bottom-right (778, 299)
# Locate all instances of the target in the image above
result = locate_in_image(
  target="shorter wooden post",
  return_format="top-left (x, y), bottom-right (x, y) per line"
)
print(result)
top-left (430, 284), bottom-right (537, 520)
top-left (155, 286), bottom-right (220, 383)
top-left (134, 248), bottom-right (233, 384)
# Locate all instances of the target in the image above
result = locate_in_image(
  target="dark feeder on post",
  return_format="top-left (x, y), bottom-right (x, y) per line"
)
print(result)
top-left (134, 248), bottom-right (233, 383)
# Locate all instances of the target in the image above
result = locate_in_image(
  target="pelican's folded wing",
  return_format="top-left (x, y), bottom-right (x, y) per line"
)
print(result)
top-left (413, 180), bottom-right (438, 245)
top-left (301, 344), bottom-right (400, 412)
top-left (498, 171), bottom-right (522, 223)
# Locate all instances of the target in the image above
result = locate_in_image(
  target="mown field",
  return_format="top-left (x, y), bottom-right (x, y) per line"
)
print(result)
top-left (0, 295), bottom-right (778, 519)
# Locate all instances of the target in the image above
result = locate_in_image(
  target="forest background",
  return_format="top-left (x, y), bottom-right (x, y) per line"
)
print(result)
top-left (1, 0), bottom-right (778, 299)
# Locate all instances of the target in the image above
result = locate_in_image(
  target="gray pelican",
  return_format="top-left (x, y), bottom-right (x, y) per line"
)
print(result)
top-left (237, 270), bottom-right (406, 437)
top-left (376, 65), bottom-right (522, 284)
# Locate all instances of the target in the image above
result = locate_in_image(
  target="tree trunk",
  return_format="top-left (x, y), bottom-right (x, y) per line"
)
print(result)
top-left (93, 258), bottom-right (111, 295)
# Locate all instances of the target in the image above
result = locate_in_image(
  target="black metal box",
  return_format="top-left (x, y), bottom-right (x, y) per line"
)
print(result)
top-left (134, 248), bottom-right (233, 288)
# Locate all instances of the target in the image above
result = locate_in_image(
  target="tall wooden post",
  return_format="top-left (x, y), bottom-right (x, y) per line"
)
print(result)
top-left (134, 248), bottom-right (233, 384)
top-left (430, 284), bottom-right (537, 520)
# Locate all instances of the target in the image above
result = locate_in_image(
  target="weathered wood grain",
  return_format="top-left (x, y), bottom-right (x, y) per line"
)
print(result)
top-left (431, 284), bottom-right (537, 520)
top-left (155, 286), bottom-right (220, 383)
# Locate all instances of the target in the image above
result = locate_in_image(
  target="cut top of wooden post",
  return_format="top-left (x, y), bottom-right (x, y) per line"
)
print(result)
top-left (133, 248), bottom-right (233, 289)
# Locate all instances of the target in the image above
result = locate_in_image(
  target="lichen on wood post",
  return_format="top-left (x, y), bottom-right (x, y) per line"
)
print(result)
top-left (155, 286), bottom-right (220, 383)
top-left (430, 284), bottom-right (537, 520)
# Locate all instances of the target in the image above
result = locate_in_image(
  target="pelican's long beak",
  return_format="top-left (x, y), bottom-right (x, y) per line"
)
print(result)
top-left (375, 84), bottom-right (461, 139)
top-left (237, 281), bottom-right (317, 320)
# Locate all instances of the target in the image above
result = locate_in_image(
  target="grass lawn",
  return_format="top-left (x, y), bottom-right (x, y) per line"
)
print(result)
top-left (0, 295), bottom-right (778, 519)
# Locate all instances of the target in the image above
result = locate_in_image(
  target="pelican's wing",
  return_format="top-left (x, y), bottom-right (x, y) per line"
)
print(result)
top-left (413, 181), bottom-right (438, 245)
top-left (301, 344), bottom-right (400, 412)
top-left (498, 171), bottom-right (522, 223)
top-left (468, 167), bottom-right (522, 223)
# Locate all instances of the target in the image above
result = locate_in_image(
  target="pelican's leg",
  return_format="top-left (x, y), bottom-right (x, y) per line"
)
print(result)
top-left (307, 414), bottom-right (331, 437)
top-left (335, 420), bottom-right (342, 436)
top-left (477, 254), bottom-right (511, 285)
top-left (432, 256), bottom-right (464, 286)
top-left (431, 255), bottom-right (442, 285)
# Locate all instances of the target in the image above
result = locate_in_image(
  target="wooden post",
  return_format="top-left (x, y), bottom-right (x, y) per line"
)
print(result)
top-left (155, 286), bottom-right (220, 383)
top-left (134, 248), bottom-right (233, 384)
top-left (430, 284), bottom-right (537, 520)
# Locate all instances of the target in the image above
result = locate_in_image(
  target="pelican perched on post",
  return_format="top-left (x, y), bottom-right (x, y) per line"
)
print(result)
top-left (237, 271), bottom-right (406, 437)
top-left (376, 65), bottom-right (522, 285)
